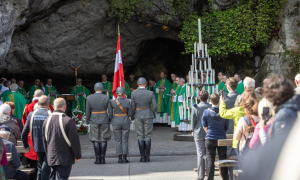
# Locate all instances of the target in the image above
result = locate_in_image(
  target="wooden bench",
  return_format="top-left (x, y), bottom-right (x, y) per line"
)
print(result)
top-left (214, 160), bottom-right (238, 168)
top-left (16, 146), bottom-right (29, 153)
top-left (233, 170), bottom-right (243, 180)
top-left (17, 140), bottom-right (23, 146)
top-left (218, 139), bottom-right (233, 146)
top-left (194, 155), bottom-right (237, 172)
top-left (226, 134), bottom-right (233, 139)
top-left (7, 168), bottom-right (35, 180)
top-left (6, 153), bottom-right (12, 161)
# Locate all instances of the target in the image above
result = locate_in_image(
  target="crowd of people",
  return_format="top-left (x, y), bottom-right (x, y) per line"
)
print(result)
top-left (191, 73), bottom-right (300, 180)
top-left (0, 71), bottom-right (298, 180)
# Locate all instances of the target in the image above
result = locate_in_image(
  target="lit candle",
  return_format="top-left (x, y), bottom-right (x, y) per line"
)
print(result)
top-left (206, 72), bottom-right (208, 84)
top-left (201, 70), bottom-right (203, 85)
top-left (194, 42), bottom-right (197, 58)
top-left (198, 18), bottom-right (201, 46)
top-left (212, 69), bottom-right (215, 84)
top-left (196, 67), bottom-right (198, 86)
top-left (202, 43), bottom-right (204, 57)
top-left (199, 59), bottom-right (202, 70)
top-left (204, 60), bottom-right (207, 70)
top-left (192, 54), bottom-right (194, 71)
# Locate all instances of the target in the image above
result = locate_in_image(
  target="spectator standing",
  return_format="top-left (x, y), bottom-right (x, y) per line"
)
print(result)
top-left (0, 125), bottom-right (29, 180)
top-left (42, 98), bottom-right (81, 180)
top-left (191, 90), bottom-right (212, 180)
top-left (202, 94), bottom-right (229, 180)
top-left (22, 96), bottom-right (51, 180)
top-left (294, 73), bottom-right (300, 94)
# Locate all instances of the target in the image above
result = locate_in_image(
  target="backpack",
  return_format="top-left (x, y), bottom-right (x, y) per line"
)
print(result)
top-left (239, 115), bottom-right (256, 160)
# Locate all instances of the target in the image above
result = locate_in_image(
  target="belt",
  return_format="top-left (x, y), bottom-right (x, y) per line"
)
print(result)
top-left (91, 111), bottom-right (106, 114)
top-left (135, 108), bottom-right (150, 110)
top-left (114, 114), bottom-right (127, 116)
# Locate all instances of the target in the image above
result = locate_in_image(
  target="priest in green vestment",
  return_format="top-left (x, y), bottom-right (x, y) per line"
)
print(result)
top-left (174, 78), bottom-right (186, 126)
top-left (217, 72), bottom-right (225, 91)
top-left (17, 80), bottom-right (29, 103)
top-left (44, 78), bottom-right (59, 105)
top-left (2, 84), bottom-right (27, 119)
top-left (0, 80), bottom-right (11, 101)
top-left (125, 81), bottom-right (131, 98)
top-left (220, 75), bottom-right (229, 94)
top-left (70, 78), bottom-right (90, 113)
top-left (101, 74), bottom-right (112, 99)
top-left (234, 73), bottom-right (245, 94)
top-left (168, 73), bottom-right (178, 119)
top-left (155, 72), bottom-right (171, 122)
top-left (171, 77), bottom-right (181, 124)
top-left (29, 79), bottom-right (43, 103)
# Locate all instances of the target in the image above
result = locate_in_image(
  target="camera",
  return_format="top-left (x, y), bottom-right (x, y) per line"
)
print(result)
top-left (262, 107), bottom-right (271, 123)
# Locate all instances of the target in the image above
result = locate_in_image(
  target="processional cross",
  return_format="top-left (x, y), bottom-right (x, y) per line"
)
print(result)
top-left (70, 58), bottom-right (82, 100)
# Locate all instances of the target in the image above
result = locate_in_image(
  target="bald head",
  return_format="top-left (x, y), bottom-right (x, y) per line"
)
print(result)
top-left (34, 89), bottom-right (44, 97)
top-left (38, 95), bottom-right (49, 107)
top-left (54, 98), bottom-right (66, 111)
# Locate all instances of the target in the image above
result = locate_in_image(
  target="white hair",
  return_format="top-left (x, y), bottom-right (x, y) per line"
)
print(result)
top-left (0, 104), bottom-right (11, 114)
top-left (180, 78), bottom-right (185, 83)
top-left (0, 131), bottom-right (10, 135)
top-left (295, 74), bottom-right (300, 82)
top-left (258, 98), bottom-right (274, 119)
top-left (34, 103), bottom-right (40, 111)
top-left (244, 77), bottom-right (255, 88)
top-left (9, 83), bottom-right (18, 92)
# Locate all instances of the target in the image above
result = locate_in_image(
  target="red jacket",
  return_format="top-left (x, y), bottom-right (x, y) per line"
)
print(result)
top-left (22, 100), bottom-right (54, 160)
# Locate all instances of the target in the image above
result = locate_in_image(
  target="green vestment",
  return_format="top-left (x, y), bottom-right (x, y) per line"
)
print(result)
top-left (221, 84), bottom-right (229, 94)
top-left (168, 82), bottom-right (178, 116)
top-left (44, 85), bottom-right (59, 105)
top-left (171, 86), bottom-right (181, 122)
top-left (174, 85), bottom-right (186, 125)
top-left (217, 81), bottom-right (224, 91)
top-left (71, 86), bottom-right (90, 113)
top-left (155, 78), bottom-right (171, 117)
top-left (102, 81), bottom-right (112, 99)
top-left (18, 87), bottom-right (28, 103)
top-left (125, 81), bottom-right (131, 99)
top-left (3, 92), bottom-right (27, 119)
top-left (1, 90), bottom-right (10, 101)
top-left (236, 81), bottom-right (245, 94)
top-left (29, 85), bottom-right (42, 103)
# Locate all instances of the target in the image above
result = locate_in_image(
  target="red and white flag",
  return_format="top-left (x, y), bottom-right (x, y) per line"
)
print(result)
top-left (112, 33), bottom-right (125, 99)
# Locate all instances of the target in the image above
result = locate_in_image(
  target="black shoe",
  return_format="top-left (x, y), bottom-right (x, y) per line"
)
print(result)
top-left (100, 142), bottom-right (107, 164)
top-left (138, 140), bottom-right (146, 162)
top-left (145, 139), bottom-right (151, 162)
top-left (123, 154), bottom-right (129, 163)
top-left (93, 142), bottom-right (101, 164)
top-left (118, 155), bottom-right (123, 164)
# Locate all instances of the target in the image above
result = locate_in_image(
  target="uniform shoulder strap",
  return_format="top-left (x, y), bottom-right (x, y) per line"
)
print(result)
top-left (115, 99), bottom-right (127, 115)
top-left (45, 112), bottom-right (71, 147)
top-left (30, 110), bottom-right (39, 140)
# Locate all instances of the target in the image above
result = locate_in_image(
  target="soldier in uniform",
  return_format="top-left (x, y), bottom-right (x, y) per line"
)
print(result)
top-left (110, 87), bottom-right (132, 164)
top-left (131, 77), bottom-right (157, 162)
top-left (86, 82), bottom-right (112, 164)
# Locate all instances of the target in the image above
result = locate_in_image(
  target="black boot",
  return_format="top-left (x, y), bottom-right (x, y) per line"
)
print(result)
top-left (118, 155), bottom-right (123, 164)
top-left (100, 142), bottom-right (107, 164)
top-left (145, 139), bottom-right (151, 162)
top-left (123, 154), bottom-right (129, 163)
top-left (93, 142), bottom-right (101, 164)
top-left (138, 140), bottom-right (146, 162)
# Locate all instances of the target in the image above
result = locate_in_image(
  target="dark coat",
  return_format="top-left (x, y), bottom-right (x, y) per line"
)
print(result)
top-left (224, 91), bottom-right (240, 134)
top-left (42, 110), bottom-right (81, 166)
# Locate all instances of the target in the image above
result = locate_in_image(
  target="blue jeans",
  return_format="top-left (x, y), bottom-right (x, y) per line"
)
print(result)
top-left (6, 170), bottom-right (29, 180)
top-left (37, 152), bottom-right (50, 180)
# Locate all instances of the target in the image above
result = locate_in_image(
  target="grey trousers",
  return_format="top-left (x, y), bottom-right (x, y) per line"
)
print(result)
top-left (112, 124), bottom-right (130, 155)
top-left (89, 123), bottom-right (111, 142)
top-left (194, 138), bottom-right (206, 179)
top-left (135, 118), bottom-right (153, 140)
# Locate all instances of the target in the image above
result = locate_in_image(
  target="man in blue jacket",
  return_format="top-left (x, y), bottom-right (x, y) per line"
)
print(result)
top-left (202, 93), bottom-right (229, 180)
top-left (22, 95), bottom-right (50, 180)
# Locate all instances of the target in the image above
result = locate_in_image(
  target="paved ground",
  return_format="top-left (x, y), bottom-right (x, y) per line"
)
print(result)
top-left (81, 125), bottom-right (196, 158)
top-left (69, 156), bottom-right (222, 180)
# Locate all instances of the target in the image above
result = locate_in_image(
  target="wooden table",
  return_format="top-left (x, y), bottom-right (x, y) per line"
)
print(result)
top-left (226, 134), bottom-right (233, 139)
top-left (16, 146), bottom-right (29, 153)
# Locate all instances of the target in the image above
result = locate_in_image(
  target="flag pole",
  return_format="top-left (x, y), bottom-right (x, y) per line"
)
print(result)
top-left (118, 24), bottom-right (121, 87)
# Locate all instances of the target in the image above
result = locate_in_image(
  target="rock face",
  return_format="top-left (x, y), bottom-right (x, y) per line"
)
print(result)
top-left (0, 0), bottom-right (191, 91)
top-left (259, 0), bottom-right (300, 80)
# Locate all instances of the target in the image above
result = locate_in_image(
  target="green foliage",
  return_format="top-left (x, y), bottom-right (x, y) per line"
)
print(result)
top-left (179, 0), bottom-right (286, 56)
top-left (283, 32), bottom-right (300, 72)
top-left (106, 0), bottom-right (190, 23)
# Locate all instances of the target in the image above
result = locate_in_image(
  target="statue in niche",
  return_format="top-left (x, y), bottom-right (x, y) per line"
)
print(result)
top-left (213, 0), bottom-right (236, 9)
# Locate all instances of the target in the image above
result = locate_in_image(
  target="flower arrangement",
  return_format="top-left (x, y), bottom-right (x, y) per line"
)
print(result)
top-left (72, 108), bottom-right (89, 135)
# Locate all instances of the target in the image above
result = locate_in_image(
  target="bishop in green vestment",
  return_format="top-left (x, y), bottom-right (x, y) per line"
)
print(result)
top-left (44, 79), bottom-right (59, 105)
top-left (70, 78), bottom-right (90, 113)
top-left (101, 75), bottom-right (112, 99)
top-left (2, 84), bottom-right (27, 119)
top-left (29, 79), bottom-right (43, 103)
top-left (155, 72), bottom-right (171, 118)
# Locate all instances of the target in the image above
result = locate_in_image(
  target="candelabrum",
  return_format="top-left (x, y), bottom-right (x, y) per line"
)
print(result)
top-left (180, 18), bottom-right (218, 131)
